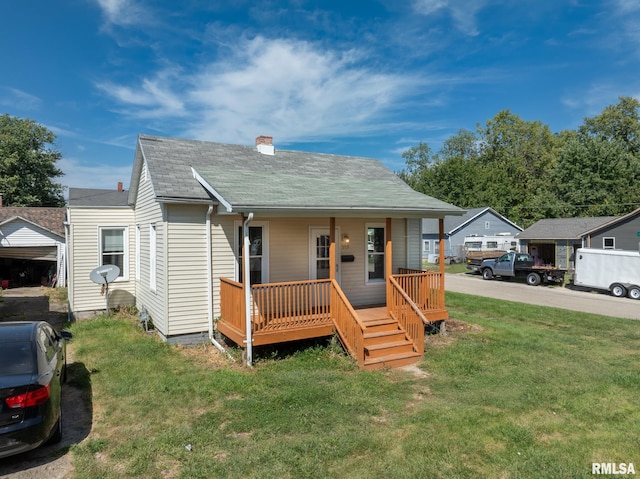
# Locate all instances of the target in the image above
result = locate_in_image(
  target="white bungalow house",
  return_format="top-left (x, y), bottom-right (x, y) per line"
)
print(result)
top-left (67, 135), bottom-right (464, 369)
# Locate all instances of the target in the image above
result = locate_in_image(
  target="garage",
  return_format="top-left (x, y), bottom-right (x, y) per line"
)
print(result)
top-left (0, 208), bottom-right (66, 288)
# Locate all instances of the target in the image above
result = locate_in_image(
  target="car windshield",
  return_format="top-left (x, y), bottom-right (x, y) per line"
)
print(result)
top-left (0, 342), bottom-right (34, 375)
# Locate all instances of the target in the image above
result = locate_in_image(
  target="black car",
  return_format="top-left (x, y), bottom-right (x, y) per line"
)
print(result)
top-left (0, 321), bottom-right (72, 458)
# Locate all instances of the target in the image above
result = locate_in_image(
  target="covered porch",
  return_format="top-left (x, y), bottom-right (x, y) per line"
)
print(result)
top-left (216, 217), bottom-right (449, 369)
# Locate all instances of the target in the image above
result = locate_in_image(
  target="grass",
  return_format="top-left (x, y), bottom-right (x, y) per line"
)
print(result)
top-left (67, 295), bottom-right (640, 479)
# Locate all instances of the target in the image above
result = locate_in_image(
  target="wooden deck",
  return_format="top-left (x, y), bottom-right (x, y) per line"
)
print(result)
top-left (217, 271), bottom-right (446, 369)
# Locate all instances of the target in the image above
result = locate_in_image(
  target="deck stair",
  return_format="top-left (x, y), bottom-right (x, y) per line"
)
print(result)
top-left (360, 312), bottom-right (422, 370)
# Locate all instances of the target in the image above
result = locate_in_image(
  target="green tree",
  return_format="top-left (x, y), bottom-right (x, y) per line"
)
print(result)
top-left (579, 96), bottom-right (640, 154)
top-left (476, 110), bottom-right (558, 226)
top-left (0, 114), bottom-right (65, 206)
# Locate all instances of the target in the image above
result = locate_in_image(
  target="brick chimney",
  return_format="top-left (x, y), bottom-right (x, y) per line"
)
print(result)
top-left (256, 135), bottom-right (274, 156)
top-left (117, 182), bottom-right (123, 192)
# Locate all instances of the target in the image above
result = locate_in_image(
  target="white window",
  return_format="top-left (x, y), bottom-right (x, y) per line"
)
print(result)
top-left (485, 221), bottom-right (490, 229)
top-left (366, 224), bottom-right (385, 283)
top-left (150, 224), bottom-right (157, 292)
top-left (235, 222), bottom-right (269, 284)
top-left (603, 237), bottom-right (615, 249)
top-left (423, 240), bottom-right (430, 252)
top-left (135, 225), bottom-right (140, 281)
top-left (99, 227), bottom-right (128, 280)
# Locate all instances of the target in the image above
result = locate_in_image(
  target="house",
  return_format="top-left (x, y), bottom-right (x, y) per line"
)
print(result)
top-left (516, 216), bottom-right (618, 269)
top-left (66, 184), bottom-right (135, 313)
top-left (421, 207), bottom-right (522, 262)
top-left (0, 207), bottom-right (66, 288)
top-left (67, 135), bottom-right (464, 369)
top-left (580, 207), bottom-right (640, 251)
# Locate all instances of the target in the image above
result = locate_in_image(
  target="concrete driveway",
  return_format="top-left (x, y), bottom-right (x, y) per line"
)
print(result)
top-left (445, 273), bottom-right (640, 321)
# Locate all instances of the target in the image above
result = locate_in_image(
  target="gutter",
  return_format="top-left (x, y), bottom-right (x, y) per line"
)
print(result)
top-left (205, 205), bottom-right (231, 357)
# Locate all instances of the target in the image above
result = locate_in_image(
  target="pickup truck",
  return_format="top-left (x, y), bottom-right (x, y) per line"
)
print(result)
top-left (480, 251), bottom-right (566, 286)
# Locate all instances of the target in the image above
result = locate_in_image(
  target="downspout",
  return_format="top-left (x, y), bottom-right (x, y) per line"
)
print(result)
top-left (205, 205), bottom-right (229, 356)
top-left (243, 212), bottom-right (254, 366)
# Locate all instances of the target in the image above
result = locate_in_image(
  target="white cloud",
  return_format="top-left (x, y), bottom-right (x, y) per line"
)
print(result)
top-left (412, 0), bottom-right (488, 36)
top-left (94, 0), bottom-right (147, 27)
top-left (96, 36), bottom-right (423, 145)
top-left (58, 157), bottom-right (132, 191)
top-left (0, 87), bottom-right (42, 111)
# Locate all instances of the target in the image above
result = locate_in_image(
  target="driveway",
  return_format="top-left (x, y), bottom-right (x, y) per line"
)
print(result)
top-left (0, 287), bottom-right (91, 479)
top-left (445, 273), bottom-right (640, 320)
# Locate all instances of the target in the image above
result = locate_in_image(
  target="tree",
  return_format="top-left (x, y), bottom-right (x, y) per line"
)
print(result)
top-left (0, 114), bottom-right (65, 206)
top-left (579, 96), bottom-right (640, 154)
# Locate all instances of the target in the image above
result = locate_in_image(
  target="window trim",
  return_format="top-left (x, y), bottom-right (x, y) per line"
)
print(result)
top-left (234, 221), bottom-right (269, 284)
top-left (603, 237), bottom-right (615, 249)
top-left (366, 223), bottom-right (385, 284)
top-left (98, 226), bottom-right (128, 281)
top-left (423, 240), bottom-right (430, 253)
top-left (150, 224), bottom-right (157, 292)
top-left (135, 224), bottom-right (141, 281)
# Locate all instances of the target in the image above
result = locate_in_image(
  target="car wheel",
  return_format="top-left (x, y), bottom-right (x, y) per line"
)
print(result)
top-left (47, 411), bottom-right (62, 444)
top-left (611, 283), bottom-right (627, 298)
top-left (526, 272), bottom-right (541, 286)
top-left (482, 268), bottom-right (493, 280)
top-left (628, 286), bottom-right (640, 300)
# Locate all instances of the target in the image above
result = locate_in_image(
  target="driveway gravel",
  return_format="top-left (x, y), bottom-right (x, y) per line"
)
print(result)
top-left (0, 287), bottom-right (90, 479)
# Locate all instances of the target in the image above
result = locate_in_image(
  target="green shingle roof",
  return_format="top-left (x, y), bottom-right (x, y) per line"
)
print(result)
top-left (135, 135), bottom-right (463, 218)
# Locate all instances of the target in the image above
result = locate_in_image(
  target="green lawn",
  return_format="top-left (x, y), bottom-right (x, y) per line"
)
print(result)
top-left (68, 294), bottom-right (640, 478)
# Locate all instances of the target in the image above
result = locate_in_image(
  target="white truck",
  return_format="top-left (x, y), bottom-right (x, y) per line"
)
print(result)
top-left (573, 248), bottom-right (640, 299)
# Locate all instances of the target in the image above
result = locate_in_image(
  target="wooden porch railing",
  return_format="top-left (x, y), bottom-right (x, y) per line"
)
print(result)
top-left (219, 277), bottom-right (245, 332)
top-left (393, 270), bottom-right (444, 316)
top-left (251, 279), bottom-right (332, 333)
top-left (388, 276), bottom-right (425, 355)
top-left (330, 279), bottom-right (366, 367)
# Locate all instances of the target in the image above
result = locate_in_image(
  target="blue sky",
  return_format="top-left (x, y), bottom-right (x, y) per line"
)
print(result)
top-left (1, 0), bottom-right (639, 192)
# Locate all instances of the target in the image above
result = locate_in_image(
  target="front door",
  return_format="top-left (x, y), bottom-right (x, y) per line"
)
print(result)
top-left (310, 228), bottom-right (340, 282)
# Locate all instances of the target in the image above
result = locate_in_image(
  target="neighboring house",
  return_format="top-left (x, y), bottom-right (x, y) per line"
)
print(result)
top-left (516, 216), bottom-right (618, 269)
top-left (580, 207), bottom-right (640, 251)
top-left (421, 207), bottom-right (522, 262)
top-left (0, 207), bottom-right (66, 288)
top-left (67, 135), bottom-right (464, 369)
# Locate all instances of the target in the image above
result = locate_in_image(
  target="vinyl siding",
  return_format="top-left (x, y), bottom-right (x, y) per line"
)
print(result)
top-left (406, 218), bottom-right (422, 269)
top-left (165, 204), bottom-right (210, 336)
top-left (67, 207), bottom-right (135, 314)
top-left (211, 215), bottom-right (239, 318)
top-left (134, 167), bottom-right (167, 335)
top-left (0, 219), bottom-right (63, 247)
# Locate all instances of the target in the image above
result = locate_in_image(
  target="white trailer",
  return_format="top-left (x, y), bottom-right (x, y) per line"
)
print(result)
top-left (573, 248), bottom-right (640, 299)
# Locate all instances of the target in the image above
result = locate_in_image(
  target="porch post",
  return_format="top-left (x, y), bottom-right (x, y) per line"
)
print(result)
top-left (243, 213), bottom-right (254, 366)
top-left (438, 217), bottom-right (445, 306)
top-left (386, 217), bottom-right (392, 315)
top-left (329, 217), bottom-right (336, 282)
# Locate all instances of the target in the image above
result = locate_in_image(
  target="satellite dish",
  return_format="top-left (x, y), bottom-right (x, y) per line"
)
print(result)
top-left (89, 264), bottom-right (120, 315)
top-left (90, 264), bottom-right (120, 285)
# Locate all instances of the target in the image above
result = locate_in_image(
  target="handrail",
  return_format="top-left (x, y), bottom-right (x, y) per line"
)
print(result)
top-left (388, 276), bottom-right (425, 354)
top-left (330, 279), bottom-right (366, 367)
top-left (392, 271), bottom-right (444, 314)
top-left (219, 277), bottom-right (245, 331)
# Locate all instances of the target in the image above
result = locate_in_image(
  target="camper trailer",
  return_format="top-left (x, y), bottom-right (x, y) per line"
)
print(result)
top-left (464, 233), bottom-right (519, 271)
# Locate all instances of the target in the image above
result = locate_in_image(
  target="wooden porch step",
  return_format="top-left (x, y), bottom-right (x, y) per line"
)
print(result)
top-left (363, 351), bottom-right (422, 370)
top-left (362, 318), bottom-right (397, 327)
top-left (363, 329), bottom-right (407, 345)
